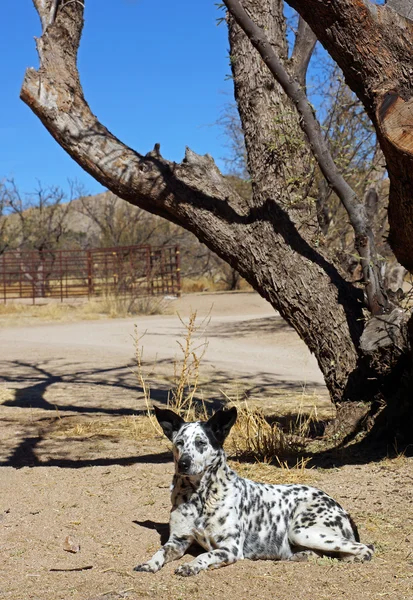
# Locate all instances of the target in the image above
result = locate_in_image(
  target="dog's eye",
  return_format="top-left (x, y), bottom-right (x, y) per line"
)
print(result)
top-left (195, 439), bottom-right (207, 449)
top-left (175, 440), bottom-right (183, 448)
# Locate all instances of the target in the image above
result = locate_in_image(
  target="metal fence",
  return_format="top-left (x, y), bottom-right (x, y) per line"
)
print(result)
top-left (0, 245), bottom-right (181, 303)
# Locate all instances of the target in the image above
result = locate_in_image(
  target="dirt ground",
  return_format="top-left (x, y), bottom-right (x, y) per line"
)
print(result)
top-left (0, 292), bottom-right (412, 600)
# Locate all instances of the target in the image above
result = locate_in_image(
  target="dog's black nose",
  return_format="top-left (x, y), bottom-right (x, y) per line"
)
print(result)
top-left (178, 455), bottom-right (191, 473)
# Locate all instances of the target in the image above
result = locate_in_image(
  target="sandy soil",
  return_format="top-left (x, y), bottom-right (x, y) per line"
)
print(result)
top-left (0, 292), bottom-right (412, 600)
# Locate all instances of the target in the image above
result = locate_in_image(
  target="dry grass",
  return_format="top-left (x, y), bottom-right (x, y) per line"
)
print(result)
top-left (181, 276), bottom-right (252, 294)
top-left (51, 416), bottom-right (158, 442)
top-left (227, 402), bottom-right (319, 462)
top-left (88, 293), bottom-right (166, 318)
top-left (376, 451), bottom-right (411, 471)
top-left (228, 458), bottom-right (314, 485)
top-left (181, 276), bottom-right (218, 294)
top-left (227, 402), bottom-right (288, 461)
top-left (0, 293), bottom-right (166, 324)
top-left (0, 301), bottom-right (81, 323)
top-left (221, 391), bottom-right (321, 463)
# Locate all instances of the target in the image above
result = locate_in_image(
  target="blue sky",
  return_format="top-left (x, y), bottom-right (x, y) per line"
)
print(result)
top-left (1, 1), bottom-right (386, 199)
top-left (0, 1), bottom-right (233, 196)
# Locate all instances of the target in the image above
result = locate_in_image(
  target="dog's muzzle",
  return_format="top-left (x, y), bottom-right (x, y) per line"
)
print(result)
top-left (177, 454), bottom-right (191, 474)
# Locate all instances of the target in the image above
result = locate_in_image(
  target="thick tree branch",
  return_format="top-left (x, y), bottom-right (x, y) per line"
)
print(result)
top-left (284, 0), bottom-right (413, 107)
top-left (290, 17), bottom-right (317, 88)
top-left (223, 0), bottom-right (388, 314)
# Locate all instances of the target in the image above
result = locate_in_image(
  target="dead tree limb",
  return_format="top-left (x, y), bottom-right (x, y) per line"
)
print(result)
top-left (290, 17), bottom-right (317, 88)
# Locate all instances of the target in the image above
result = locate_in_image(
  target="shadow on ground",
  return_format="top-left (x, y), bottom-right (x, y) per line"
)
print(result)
top-left (0, 354), bottom-right (327, 468)
top-left (207, 316), bottom-right (291, 338)
top-left (2, 356), bottom-right (391, 471)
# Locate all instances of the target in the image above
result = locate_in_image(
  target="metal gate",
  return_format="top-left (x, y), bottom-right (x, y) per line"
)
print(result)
top-left (0, 245), bottom-right (181, 303)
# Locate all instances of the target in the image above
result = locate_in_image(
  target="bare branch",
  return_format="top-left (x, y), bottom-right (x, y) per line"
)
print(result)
top-left (290, 17), bottom-right (317, 88)
top-left (223, 0), bottom-right (388, 314)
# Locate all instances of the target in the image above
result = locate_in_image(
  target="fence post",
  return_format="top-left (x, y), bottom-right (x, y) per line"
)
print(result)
top-left (59, 251), bottom-right (63, 302)
top-left (32, 252), bottom-right (36, 305)
top-left (87, 250), bottom-right (93, 298)
top-left (145, 246), bottom-right (151, 295)
top-left (175, 246), bottom-right (181, 297)
top-left (2, 254), bottom-right (6, 304)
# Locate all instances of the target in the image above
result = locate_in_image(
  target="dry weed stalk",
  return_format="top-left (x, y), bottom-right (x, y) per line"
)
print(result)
top-left (133, 310), bottom-right (209, 433)
top-left (290, 398), bottom-right (319, 440)
top-left (133, 325), bottom-right (162, 435)
top-left (168, 311), bottom-right (209, 420)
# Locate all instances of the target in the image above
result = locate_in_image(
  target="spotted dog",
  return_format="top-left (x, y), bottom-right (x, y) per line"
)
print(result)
top-left (134, 407), bottom-right (373, 576)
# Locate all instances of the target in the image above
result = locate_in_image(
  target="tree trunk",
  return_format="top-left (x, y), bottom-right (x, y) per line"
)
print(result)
top-left (20, 0), bottom-right (413, 443)
top-left (224, 0), bottom-right (370, 399)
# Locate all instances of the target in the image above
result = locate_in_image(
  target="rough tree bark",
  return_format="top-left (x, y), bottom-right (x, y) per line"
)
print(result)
top-left (20, 0), bottom-right (413, 443)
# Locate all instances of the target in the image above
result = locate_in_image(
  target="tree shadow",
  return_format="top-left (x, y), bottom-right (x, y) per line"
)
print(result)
top-left (0, 358), bottom-right (169, 415)
top-left (0, 355), bottom-right (334, 469)
top-left (207, 316), bottom-right (291, 338)
top-left (2, 440), bottom-right (173, 468)
top-left (304, 437), bottom-right (411, 468)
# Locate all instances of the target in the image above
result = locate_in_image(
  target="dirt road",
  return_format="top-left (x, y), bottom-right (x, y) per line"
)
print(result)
top-left (0, 291), bottom-right (327, 448)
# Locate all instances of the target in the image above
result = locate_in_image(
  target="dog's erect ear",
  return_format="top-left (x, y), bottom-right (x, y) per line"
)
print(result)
top-left (154, 406), bottom-right (185, 441)
top-left (205, 407), bottom-right (237, 445)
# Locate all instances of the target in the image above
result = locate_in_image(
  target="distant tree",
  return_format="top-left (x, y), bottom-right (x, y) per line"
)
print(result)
top-left (218, 102), bottom-right (249, 179)
top-left (76, 191), bottom-right (164, 248)
top-left (5, 179), bottom-right (74, 252)
top-left (3, 180), bottom-right (75, 296)
top-left (20, 0), bottom-right (413, 445)
top-left (0, 182), bottom-right (13, 255)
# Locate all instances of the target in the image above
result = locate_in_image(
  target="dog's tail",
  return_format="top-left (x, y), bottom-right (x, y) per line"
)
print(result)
top-left (348, 514), bottom-right (360, 542)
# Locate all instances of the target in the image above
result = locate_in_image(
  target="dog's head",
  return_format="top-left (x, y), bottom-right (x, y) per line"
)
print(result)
top-left (154, 406), bottom-right (237, 477)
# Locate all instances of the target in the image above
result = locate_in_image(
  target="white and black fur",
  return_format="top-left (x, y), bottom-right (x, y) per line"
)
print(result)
top-left (134, 407), bottom-right (373, 576)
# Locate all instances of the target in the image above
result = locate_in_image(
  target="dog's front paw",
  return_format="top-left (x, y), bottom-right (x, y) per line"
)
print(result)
top-left (134, 562), bottom-right (157, 573)
top-left (175, 563), bottom-right (200, 577)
